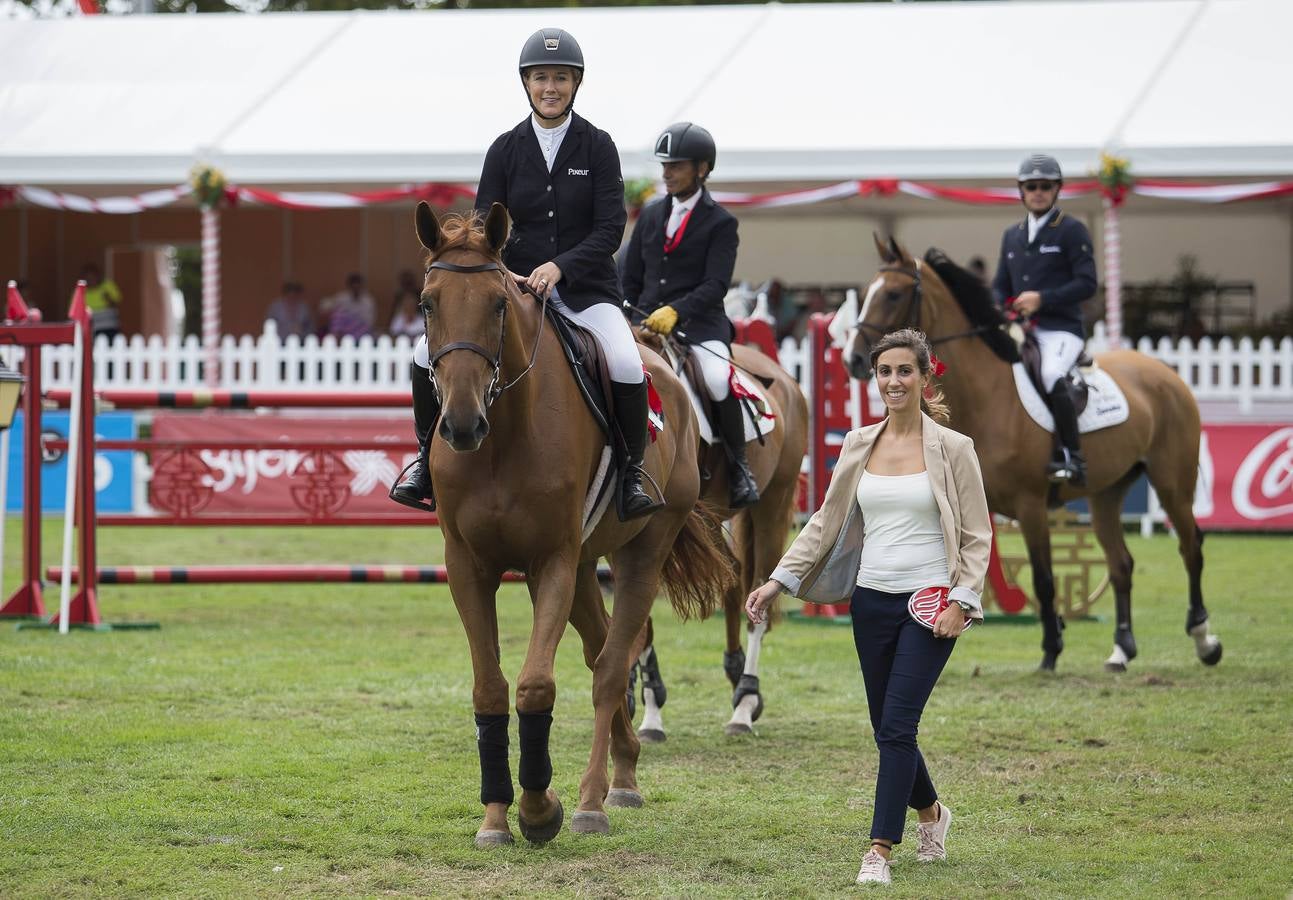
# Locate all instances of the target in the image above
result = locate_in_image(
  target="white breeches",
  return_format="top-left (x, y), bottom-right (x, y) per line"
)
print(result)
top-left (1035, 328), bottom-right (1085, 391)
top-left (693, 340), bottom-right (732, 401)
top-left (411, 291), bottom-right (644, 385)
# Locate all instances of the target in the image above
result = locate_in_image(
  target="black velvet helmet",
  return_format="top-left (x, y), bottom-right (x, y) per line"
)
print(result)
top-left (654, 122), bottom-right (717, 173)
top-left (518, 28), bottom-right (585, 75)
top-left (1017, 153), bottom-right (1063, 183)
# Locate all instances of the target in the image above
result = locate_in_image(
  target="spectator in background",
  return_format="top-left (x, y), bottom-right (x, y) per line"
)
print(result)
top-left (264, 281), bottom-right (314, 339)
top-left (389, 270), bottom-right (424, 339)
top-left (80, 263), bottom-right (122, 339)
top-left (968, 256), bottom-right (990, 286)
top-left (321, 272), bottom-right (376, 339)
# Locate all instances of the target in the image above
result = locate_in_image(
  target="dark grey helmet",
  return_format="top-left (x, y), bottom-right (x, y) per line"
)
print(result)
top-left (518, 28), bottom-right (585, 75)
top-left (654, 122), bottom-right (717, 172)
top-left (1017, 153), bottom-right (1063, 183)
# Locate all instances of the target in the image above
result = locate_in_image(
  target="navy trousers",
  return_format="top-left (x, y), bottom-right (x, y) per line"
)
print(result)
top-left (850, 585), bottom-right (956, 844)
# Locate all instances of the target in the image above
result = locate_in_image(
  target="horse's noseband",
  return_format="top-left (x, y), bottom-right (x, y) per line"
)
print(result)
top-left (423, 258), bottom-right (547, 407)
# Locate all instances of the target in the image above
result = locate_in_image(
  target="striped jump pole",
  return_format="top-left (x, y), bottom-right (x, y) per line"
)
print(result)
top-left (47, 564), bottom-right (616, 586)
top-left (45, 388), bottom-right (411, 410)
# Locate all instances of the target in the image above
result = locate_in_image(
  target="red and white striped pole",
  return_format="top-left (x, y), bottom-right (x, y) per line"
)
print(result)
top-left (201, 206), bottom-right (221, 386)
top-left (1102, 194), bottom-right (1124, 348)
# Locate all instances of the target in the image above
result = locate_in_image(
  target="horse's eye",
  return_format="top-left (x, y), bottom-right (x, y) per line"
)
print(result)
top-left (886, 290), bottom-right (903, 303)
top-left (419, 297), bottom-right (434, 317)
top-left (495, 297), bottom-right (506, 317)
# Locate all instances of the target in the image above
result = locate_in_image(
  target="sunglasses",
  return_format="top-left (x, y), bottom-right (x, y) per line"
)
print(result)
top-left (1023, 181), bottom-right (1057, 193)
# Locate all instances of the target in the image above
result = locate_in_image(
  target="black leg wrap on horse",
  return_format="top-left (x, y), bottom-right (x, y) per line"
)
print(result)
top-left (723, 649), bottom-right (746, 690)
top-left (640, 646), bottom-right (666, 709)
top-left (732, 673), bottom-right (764, 722)
top-left (475, 713), bottom-right (513, 806)
top-left (517, 708), bottom-right (555, 793)
top-left (1114, 625), bottom-right (1138, 661)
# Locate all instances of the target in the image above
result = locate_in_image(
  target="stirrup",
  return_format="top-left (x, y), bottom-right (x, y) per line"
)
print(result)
top-left (616, 465), bottom-right (664, 522)
top-left (388, 458), bottom-right (436, 513)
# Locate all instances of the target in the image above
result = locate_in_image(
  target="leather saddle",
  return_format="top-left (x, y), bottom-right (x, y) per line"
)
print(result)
top-left (542, 303), bottom-right (615, 445)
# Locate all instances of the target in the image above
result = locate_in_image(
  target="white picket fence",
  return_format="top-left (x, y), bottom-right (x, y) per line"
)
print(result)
top-left (5, 320), bottom-right (1291, 413)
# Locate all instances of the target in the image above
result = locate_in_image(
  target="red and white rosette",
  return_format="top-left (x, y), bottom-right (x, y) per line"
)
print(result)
top-left (907, 585), bottom-right (970, 632)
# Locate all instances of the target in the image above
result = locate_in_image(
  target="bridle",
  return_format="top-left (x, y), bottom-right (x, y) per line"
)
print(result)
top-left (422, 258), bottom-right (548, 407)
top-left (854, 258), bottom-right (1003, 349)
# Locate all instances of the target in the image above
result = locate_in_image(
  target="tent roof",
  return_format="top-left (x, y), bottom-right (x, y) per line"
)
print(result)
top-left (1, 0), bottom-right (1288, 187)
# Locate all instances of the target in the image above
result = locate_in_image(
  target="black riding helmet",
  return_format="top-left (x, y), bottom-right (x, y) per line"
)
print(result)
top-left (1017, 153), bottom-right (1063, 185)
top-left (518, 28), bottom-right (584, 122)
top-left (654, 122), bottom-right (717, 175)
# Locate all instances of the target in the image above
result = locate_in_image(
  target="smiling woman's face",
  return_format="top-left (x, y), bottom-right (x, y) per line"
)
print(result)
top-left (875, 347), bottom-right (925, 415)
top-left (525, 66), bottom-right (576, 120)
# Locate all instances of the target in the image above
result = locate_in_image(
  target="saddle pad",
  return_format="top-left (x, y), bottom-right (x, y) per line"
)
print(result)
top-left (682, 371), bottom-right (778, 446)
top-left (1012, 363), bottom-right (1130, 434)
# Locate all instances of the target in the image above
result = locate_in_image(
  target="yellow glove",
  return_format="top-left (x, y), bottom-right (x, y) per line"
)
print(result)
top-left (643, 305), bottom-right (679, 335)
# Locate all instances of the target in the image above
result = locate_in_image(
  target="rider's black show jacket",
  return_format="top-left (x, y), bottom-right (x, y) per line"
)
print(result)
top-left (475, 112), bottom-right (627, 312)
top-left (619, 188), bottom-right (738, 345)
top-left (991, 207), bottom-right (1097, 338)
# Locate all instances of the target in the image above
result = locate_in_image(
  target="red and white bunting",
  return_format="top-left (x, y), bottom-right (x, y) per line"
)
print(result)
top-left (4, 177), bottom-right (1293, 214)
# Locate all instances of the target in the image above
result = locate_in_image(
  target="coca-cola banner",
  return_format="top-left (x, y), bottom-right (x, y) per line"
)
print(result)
top-left (149, 413), bottom-right (414, 517)
top-left (1196, 424), bottom-right (1293, 529)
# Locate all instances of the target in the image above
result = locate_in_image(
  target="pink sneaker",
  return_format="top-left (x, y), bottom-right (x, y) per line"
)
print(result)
top-left (916, 802), bottom-right (952, 862)
top-left (856, 848), bottom-right (891, 885)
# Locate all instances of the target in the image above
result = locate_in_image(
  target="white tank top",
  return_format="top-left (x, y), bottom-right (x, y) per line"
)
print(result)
top-left (855, 470), bottom-right (950, 593)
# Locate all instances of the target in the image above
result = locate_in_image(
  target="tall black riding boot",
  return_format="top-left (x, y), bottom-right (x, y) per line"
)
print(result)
top-left (389, 363), bottom-right (440, 512)
top-left (1046, 382), bottom-right (1086, 487)
top-left (610, 380), bottom-right (665, 522)
top-left (715, 393), bottom-right (760, 509)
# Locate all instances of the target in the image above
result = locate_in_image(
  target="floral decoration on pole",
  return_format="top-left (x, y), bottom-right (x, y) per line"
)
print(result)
top-left (623, 177), bottom-right (658, 217)
top-left (1095, 152), bottom-right (1132, 347)
top-left (190, 164), bottom-right (227, 386)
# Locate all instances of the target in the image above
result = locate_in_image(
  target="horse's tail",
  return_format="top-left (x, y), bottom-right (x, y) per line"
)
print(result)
top-left (659, 502), bottom-right (739, 622)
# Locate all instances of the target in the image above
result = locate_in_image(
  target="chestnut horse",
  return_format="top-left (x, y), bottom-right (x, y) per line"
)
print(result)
top-left (847, 236), bottom-right (1222, 672)
top-left (416, 202), bottom-right (736, 846)
top-left (632, 337), bottom-right (808, 738)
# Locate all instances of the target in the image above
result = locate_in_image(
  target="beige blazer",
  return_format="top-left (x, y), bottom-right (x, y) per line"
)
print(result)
top-left (769, 412), bottom-right (993, 617)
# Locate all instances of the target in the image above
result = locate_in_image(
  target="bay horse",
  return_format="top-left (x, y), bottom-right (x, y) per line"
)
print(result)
top-left (416, 202), bottom-right (736, 846)
top-left (632, 337), bottom-right (809, 738)
top-left (847, 236), bottom-right (1222, 673)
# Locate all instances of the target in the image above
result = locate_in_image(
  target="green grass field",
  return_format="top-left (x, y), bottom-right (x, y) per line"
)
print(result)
top-left (2, 520), bottom-right (1291, 898)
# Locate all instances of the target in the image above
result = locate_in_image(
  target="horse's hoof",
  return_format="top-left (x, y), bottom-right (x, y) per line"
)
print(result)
top-left (517, 797), bottom-right (564, 845)
top-left (570, 810), bottom-right (611, 835)
top-left (637, 727), bottom-right (666, 744)
top-left (724, 722), bottom-right (754, 736)
top-left (1103, 661), bottom-right (1127, 674)
top-left (1038, 653), bottom-right (1059, 672)
top-left (1200, 642), bottom-right (1223, 666)
top-left (474, 829), bottom-right (514, 849)
top-left (606, 788), bottom-right (644, 809)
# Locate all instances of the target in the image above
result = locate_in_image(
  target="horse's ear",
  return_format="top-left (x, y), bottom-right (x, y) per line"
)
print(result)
top-left (888, 235), bottom-right (911, 265)
top-left (873, 231), bottom-right (894, 263)
top-left (414, 201), bottom-right (441, 253)
top-left (484, 202), bottom-right (509, 254)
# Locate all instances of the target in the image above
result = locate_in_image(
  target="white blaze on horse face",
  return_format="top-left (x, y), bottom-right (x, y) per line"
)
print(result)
top-left (848, 275), bottom-right (884, 364)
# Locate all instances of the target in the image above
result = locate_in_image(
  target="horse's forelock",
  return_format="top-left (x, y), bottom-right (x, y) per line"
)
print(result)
top-left (426, 212), bottom-right (501, 264)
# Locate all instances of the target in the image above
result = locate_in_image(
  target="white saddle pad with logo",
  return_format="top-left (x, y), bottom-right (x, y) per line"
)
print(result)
top-left (1013, 362), bottom-right (1130, 434)
top-left (681, 370), bottom-right (777, 446)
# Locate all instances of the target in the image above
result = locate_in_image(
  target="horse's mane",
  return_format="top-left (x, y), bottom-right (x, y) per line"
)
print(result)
top-left (922, 248), bottom-right (1020, 363)
top-left (427, 212), bottom-right (501, 262)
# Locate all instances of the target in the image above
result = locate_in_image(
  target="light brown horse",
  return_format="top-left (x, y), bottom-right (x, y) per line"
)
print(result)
top-left (632, 336), bottom-right (808, 737)
top-left (416, 202), bottom-right (736, 846)
top-left (847, 236), bottom-right (1222, 672)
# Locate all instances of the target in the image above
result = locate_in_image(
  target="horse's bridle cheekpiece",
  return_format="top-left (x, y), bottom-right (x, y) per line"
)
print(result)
top-left (856, 260), bottom-right (925, 340)
top-left (422, 258), bottom-right (547, 407)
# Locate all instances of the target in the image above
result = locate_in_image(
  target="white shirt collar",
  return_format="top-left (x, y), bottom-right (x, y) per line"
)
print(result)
top-left (531, 115), bottom-right (572, 172)
top-left (1027, 207), bottom-right (1057, 242)
top-left (671, 188), bottom-right (704, 216)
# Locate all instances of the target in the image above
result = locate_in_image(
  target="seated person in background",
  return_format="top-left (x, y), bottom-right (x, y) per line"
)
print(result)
top-left (264, 281), bottom-right (314, 339)
top-left (389, 270), bottom-right (424, 339)
top-left (320, 273), bottom-right (376, 339)
top-left (80, 263), bottom-right (122, 339)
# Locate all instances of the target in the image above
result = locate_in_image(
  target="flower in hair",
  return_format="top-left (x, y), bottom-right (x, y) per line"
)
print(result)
top-left (929, 353), bottom-right (947, 377)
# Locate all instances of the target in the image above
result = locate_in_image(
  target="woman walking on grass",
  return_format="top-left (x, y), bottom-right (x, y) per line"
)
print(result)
top-left (746, 328), bottom-right (992, 886)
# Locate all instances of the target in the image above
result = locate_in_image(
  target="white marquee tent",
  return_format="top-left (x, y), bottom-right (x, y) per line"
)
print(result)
top-left (1, 0), bottom-right (1290, 189)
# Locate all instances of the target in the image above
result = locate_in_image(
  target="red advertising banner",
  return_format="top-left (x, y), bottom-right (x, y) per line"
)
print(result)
top-left (1197, 423), bottom-right (1293, 530)
top-left (150, 413), bottom-right (415, 517)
